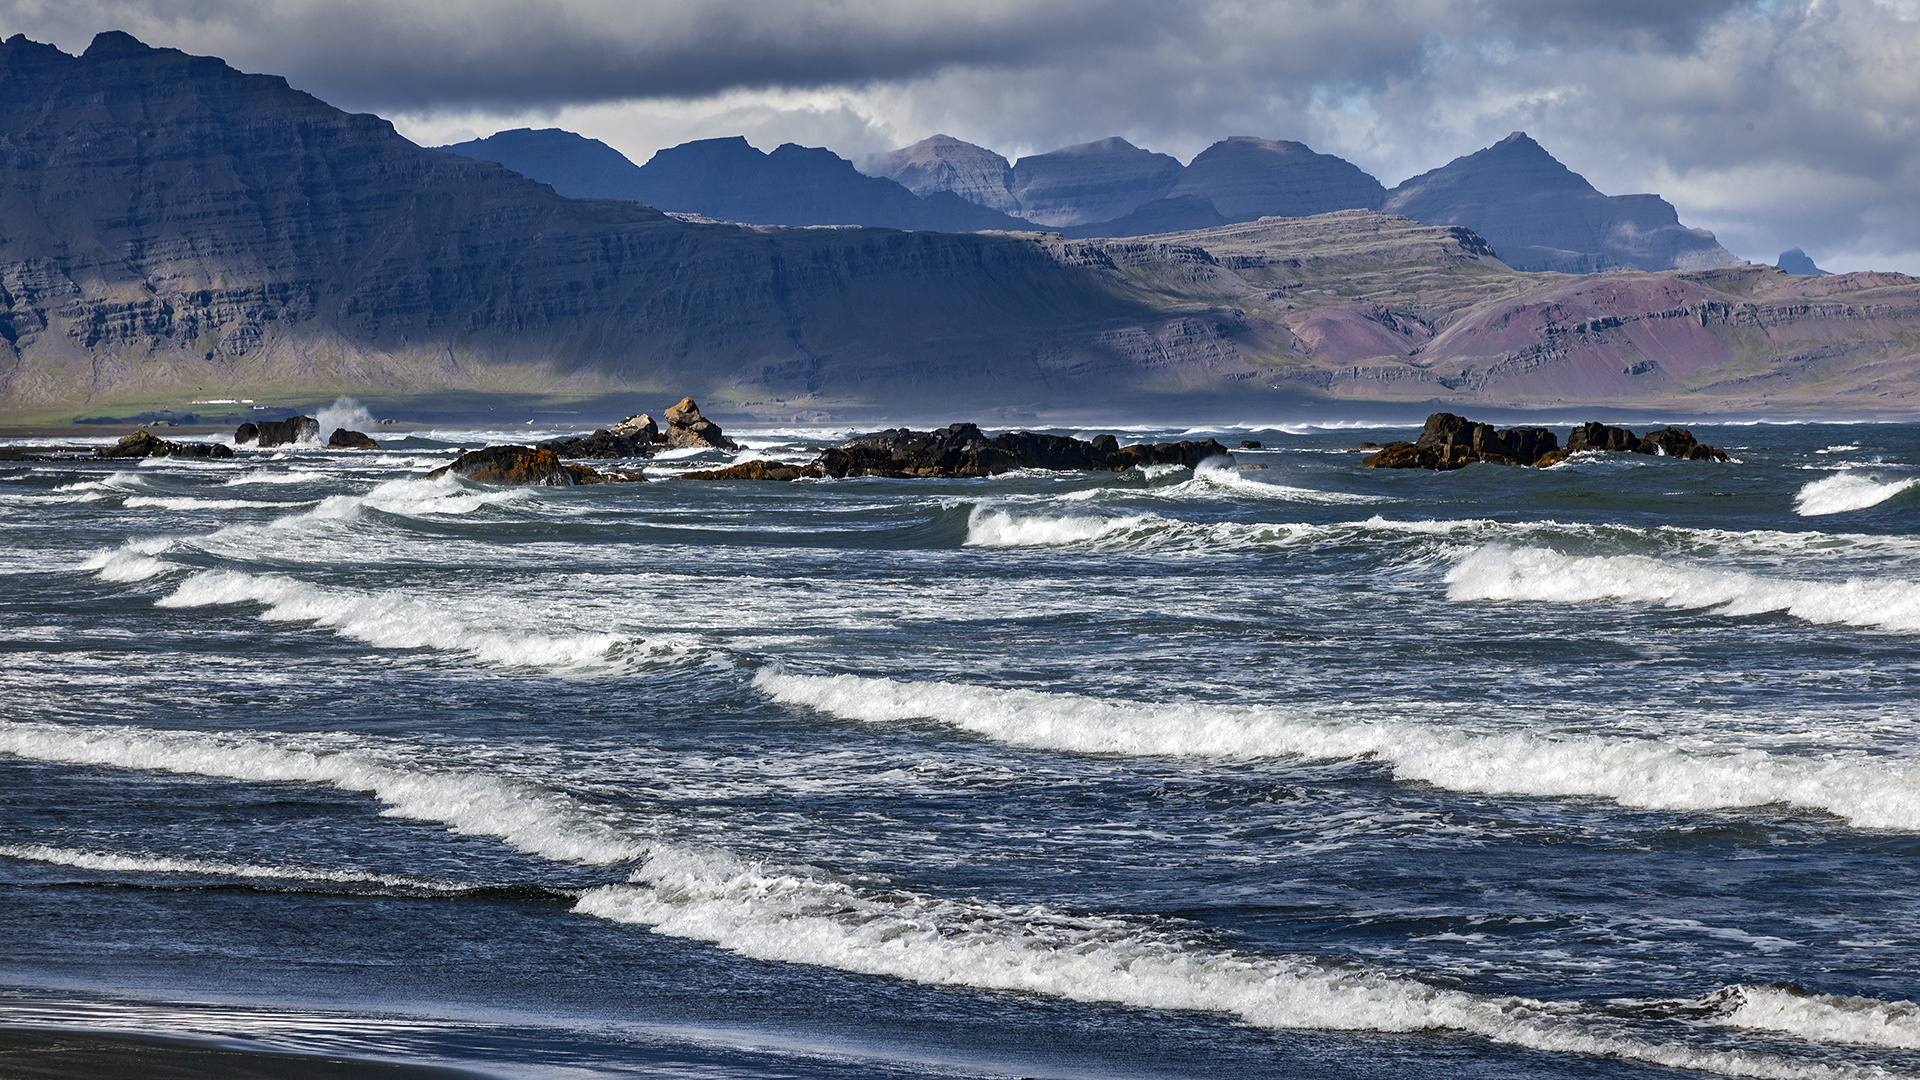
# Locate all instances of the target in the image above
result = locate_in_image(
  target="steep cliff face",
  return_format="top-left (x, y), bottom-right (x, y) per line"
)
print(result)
top-left (0, 33), bottom-right (1223, 416)
top-left (874, 135), bottom-right (1021, 216)
top-left (437, 127), bottom-right (649, 201)
top-left (1009, 138), bottom-right (1185, 227)
top-left (1167, 136), bottom-right (1386, 221)
top-left (1382, 133), bottom-right (1743, 274)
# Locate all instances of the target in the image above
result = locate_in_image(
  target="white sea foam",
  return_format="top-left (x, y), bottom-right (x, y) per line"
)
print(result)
top-left (752, 669), bottom-right (1920, 831)
top-left (222, 469), bottom-right (332, 487)
top-left (963, 506), bottom-right (1159, 547)
top-left (302, 475), bottom-right (534, 522)
top-left (123, 495), bottom-right (310, 511)
top-left (1445, 545), bottom-right (1920, 634)
top-left (155, 568), bottom-right (689, 670)
top-left (1793, 472), bottom-right (1919, 516)
top-left (578, 849), bottom-right (1882, 1080)
top-left (0, 722), bottom-right (644, 864)
top-left (0, 719), bottom-right (1891, 1078)
top-left (0, 843), bottom-right (461, 892)
top-left (1713, 986), bottom-right (1920, 1050)
top-left (1182, 459), bottom-right (1388, 504)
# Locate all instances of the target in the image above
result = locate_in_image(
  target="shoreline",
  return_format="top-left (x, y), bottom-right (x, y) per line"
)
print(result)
top-left (0, 1027), bottom-right (496, 1080)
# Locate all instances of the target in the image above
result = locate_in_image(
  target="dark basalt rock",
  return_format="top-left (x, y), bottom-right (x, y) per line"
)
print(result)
top-left (1639, 426), bottom-right (1728, 461)
top-left (426, 444), bottom-right (641, 486)
top-left (327, 428), bottom-right (377, 449)
top-left (681, 460), bottom-right (825, 481)
top-left (809, 422), bottom-right (1230, 479)
top-left (238, 416), bottom-right (320, 447)
top-left (94, 429), bottom-right (233, 459)
top-left (536, 428), bottom-right (657, 459)
top-left (1367, 413), bottom-right (1723, 469)
top-left (663, 398), bottom-right (739, 451)
top-left (1567, 421), bottom-right (1642, 454)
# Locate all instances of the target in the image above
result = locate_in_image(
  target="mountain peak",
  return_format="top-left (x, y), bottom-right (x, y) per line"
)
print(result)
top-left (82, 30), bottom-right (157, 59)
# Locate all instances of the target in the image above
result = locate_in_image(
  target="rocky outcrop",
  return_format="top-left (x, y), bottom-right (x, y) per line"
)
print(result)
top-left (94, 429), bottom-right (234, 458)
top-left (326, 428), bottom-right (377, 448)
top-left (1166, 137), bottom-right (1385, 222)
top-left (662, 398), bottom-right (738, 450)
top-left (810, 423), bottom-right (1229, 478)
top-left (426, 445), bottom-right (642, 485)
top-left (236, 417), bottom-right (319, 447)
top-left (1366, 413), bottom-right (1724, 469)
top-left (1778, 248), bottom-right (1831, 276)
top-left (1382, 132), bottom-right (1743, 273)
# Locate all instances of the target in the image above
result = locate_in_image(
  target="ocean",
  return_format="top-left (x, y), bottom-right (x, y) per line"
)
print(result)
top-left (1, 416), bottom-right (1917, 1080)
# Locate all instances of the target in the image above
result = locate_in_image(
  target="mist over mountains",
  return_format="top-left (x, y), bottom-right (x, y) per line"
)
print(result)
top-left (3, 31), bottom-right (1918, 421)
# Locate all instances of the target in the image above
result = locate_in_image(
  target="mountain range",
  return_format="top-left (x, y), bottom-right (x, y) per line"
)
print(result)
top-left (1, 31), bottom-right (1916, 421)
top-left (447, 126), bottom-right (1740, 274)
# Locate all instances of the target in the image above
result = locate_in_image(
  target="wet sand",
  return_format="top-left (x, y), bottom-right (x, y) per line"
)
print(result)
top-left (0, 1029), bottom-right (496, 1080)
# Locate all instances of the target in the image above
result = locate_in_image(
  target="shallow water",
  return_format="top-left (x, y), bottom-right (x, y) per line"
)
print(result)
top-left (2, 421), bottom-right (1917, 1079)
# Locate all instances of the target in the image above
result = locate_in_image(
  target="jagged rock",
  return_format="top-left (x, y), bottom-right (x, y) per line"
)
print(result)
top-left (1567, 422), bottom-right (1642, 453)
top-left (327, 428), bottom-right (377, 449)
top-left (426, 444), bottom-right (637, 486)
top-left (609, 413), bottom-right (658, 440)
top-left (1373, 413), bottom-right (1723, 469)
top-left (815, 422), bottom-right (1229, 478)
top-left (1639, 426), bottom-right (1728, 461)
top-left (681, 460), bottom-right (825, 481)
top-left (241, 416), bottom-right (320, 447)
top-left (94, 429), bottom-right (233, 458)
top-left (537, 428), bottom-right (657, 458)
top-left (662, 398), bottom-right (739, 450)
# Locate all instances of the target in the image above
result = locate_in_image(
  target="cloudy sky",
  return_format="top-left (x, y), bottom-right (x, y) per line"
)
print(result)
top-left (7, 0), bottom-right (1920, 272)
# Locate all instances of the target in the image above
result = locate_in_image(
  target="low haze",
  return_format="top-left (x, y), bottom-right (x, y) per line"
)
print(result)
top-left (6, 0), bottom-right (1918, 272)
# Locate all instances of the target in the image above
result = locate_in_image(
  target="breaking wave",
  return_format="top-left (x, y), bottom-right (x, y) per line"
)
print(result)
top-left (1445, 545), bottom-right (1920, 634)
top-left (155, 568), bottom-right (695, 670)
top-left (752, 669), bottom-right (1920, 831)
top-left (0, 719), bottom-right (1890, 1079)
top-left (0, 843), bottom-right (461, 892)
top-left (1793, 472), bottom-right (1919, 516)
top-left (1709, 985), bottom-right (1920, 1050)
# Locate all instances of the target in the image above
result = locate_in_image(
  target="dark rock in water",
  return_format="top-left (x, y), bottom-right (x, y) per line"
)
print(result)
top-left (1386, 411), bottom-right (1561, 468)
top-left (610, 413), bottom-right (659, 442)
top-left (427, 445), bottom-right (639, 486)
top-left (681, 460), bottom-right (825, 481)
top-left (662, 398), bottom-right (739, 450)
top-left (94, 429), bottom-right (233, 459)
top-left (1639, 426), bottom-right (1728, 461)
top-left (537, 427), bottom-right (656, 459)
top-left (241, 416), bottom-right (319, 447)
top-left (1567, 421), bottom-right (1643, 453)
top-left (1239, 440), bottom-right (1263, 449)
top-left (815, 422), bottom-right (1229, 478)
top-left (327, 428), bottom-right (377, 449)
top-left (1370, 413), bottom-right (1724, 469)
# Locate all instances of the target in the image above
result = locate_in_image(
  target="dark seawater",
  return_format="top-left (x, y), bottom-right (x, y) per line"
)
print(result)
top-left (2, 417), bottom-right (1917, 1079)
